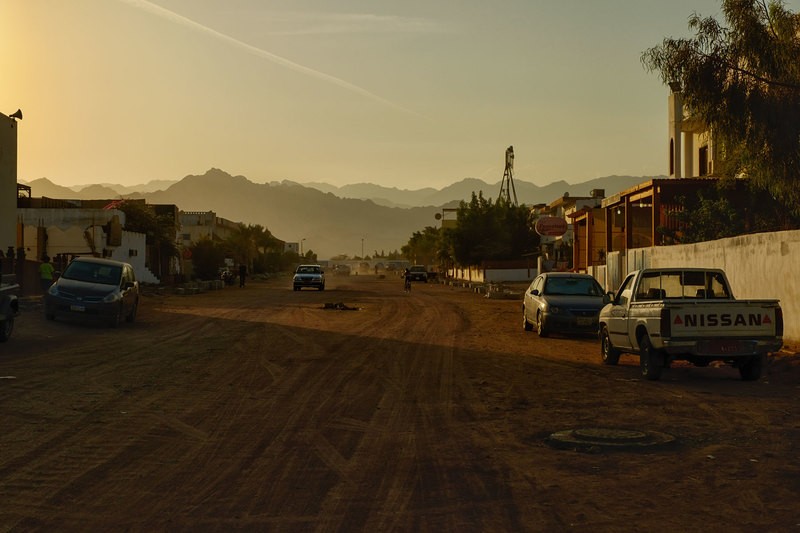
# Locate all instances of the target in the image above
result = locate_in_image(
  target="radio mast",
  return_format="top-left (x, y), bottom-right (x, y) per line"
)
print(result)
top-left (498, 145), bottom-right (518, 206)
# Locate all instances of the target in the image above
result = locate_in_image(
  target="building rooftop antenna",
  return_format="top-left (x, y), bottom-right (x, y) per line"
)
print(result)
top-left (498, 145), bottom-right (518, 206)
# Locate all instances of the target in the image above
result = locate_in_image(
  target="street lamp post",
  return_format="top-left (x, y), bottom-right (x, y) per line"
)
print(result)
top-left (361, 238), bottom-right (364, 259)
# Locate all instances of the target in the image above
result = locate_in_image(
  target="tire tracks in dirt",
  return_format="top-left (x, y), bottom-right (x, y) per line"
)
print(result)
top-left (2, 277), bottom-right (800, 529)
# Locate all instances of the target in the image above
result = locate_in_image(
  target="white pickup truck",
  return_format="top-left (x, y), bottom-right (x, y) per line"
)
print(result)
top-left (598, 268), bottom-right (783, 381)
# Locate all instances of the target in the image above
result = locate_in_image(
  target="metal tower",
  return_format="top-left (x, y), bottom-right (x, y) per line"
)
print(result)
top-left (498, 145), bottom-right (518, 206)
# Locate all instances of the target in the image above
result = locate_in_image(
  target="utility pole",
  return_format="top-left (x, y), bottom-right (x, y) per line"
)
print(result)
top-left (498, 145), bottom-right (518, 206)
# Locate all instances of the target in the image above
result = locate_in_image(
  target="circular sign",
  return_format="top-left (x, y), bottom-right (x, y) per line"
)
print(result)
top-left (535, 216), bottom-right (568, 237)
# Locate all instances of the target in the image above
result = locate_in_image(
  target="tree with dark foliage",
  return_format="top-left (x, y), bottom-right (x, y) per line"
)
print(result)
top-left (190, 238), bottom-right (227, 280)
top-left (445, 192), bottom-right (539, 266)
top-left (642, 0), bottom-right (800, 213)
top-left (658, 179), bottom-right (800, 244)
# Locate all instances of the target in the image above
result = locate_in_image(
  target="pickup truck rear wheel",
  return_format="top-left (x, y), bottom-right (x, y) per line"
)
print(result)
top-left (739, 355), bottom-right (763, 381)
top-left (639, 335), bottom-right (663, 381)
top-left (600, 326), bottom-right (620, 365)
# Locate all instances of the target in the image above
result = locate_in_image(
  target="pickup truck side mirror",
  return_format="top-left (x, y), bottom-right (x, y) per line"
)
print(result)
top-left (531, 289), bottom-right (540, 296)
top-left (602, 292), bottom-right (614, 305)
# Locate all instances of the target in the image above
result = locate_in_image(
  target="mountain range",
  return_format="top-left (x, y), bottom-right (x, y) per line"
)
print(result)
top-left (21, 170), bottom-right (654, 259)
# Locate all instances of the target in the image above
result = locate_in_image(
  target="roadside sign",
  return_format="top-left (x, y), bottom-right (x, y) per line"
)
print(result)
top-left (535, 216), bottom-right (568, 237)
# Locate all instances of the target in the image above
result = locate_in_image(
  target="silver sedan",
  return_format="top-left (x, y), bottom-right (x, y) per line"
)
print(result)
top-left (522, 272), bottom-right (605, 337)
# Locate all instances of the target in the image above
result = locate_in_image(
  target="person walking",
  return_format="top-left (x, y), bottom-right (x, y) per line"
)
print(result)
top-left (39, 255), bottom-right (55, 293)
top-left (239, 264), bottom-right (247, 287)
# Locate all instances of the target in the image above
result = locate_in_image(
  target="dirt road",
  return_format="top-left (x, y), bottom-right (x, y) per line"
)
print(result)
top-left (1, 275), bottom-right (799, 531)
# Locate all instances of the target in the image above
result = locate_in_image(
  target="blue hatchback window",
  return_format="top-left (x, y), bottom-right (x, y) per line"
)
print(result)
top-left (544, 278), bottom-right (602, 296)
top-left (63, 261), bottom-right (122, 286)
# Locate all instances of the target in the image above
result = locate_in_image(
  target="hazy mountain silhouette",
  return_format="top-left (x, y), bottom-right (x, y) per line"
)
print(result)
top-left (142, 169), bottom-right (444, 259)
top-left (21, 178), bottom-right (90, 199)
top-left (94, 179), bottom-right (179, 194)
top-left (21, 169), bottom-right (655, 259)
top-left (298, 175), bottom-right (648, 207)
top-left (303, 181), bottom-right (440, 208)
top-left (20, 178), bottom-right (177, 198)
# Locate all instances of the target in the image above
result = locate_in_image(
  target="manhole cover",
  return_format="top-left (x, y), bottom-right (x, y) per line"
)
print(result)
top-left (546, 427), bottom-right (676, 452)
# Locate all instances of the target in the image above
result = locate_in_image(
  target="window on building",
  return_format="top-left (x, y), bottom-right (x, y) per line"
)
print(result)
top-left (670, 139), bottom-right (675, 176)
top-left (698, 146), bottom-right (708, 176)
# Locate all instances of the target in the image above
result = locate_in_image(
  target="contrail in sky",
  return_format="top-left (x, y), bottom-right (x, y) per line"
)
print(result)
top-left (117, 0), bottom-right (425, 118)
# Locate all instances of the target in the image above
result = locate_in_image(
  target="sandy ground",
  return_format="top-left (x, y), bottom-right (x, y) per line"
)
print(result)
top-left (1, 274), bottom-right (799, 531)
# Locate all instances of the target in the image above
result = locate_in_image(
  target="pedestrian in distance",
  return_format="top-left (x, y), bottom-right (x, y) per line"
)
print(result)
top-left (39, 254), bottom-right (55, 293)
top-left (239, 264), bottom-right (247, 287)
top-left (403, 268), bottom-right (411, 292)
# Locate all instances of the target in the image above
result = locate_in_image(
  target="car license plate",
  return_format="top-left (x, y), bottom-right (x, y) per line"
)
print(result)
top-left (700, 340), bottom-right (753, 355)
top-left (70, 304), bottom-right (86, 312)
top-left (577, 317), bottom-right (593, 326)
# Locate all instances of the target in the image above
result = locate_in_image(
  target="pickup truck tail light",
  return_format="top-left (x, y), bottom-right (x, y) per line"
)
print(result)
top-left (660, 308), bottom-right (671, 338)
top-left (775, 307), bottom-right (784, 337)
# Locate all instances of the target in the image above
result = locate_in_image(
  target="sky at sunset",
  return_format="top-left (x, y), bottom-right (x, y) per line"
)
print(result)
top-left (3, 0), bottom-right (799, 190)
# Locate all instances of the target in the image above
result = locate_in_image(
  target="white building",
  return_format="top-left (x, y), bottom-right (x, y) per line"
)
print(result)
top-left (16, 208), bottom-right (159, 284)
top-left (178, 211), bottom-right (239, 246)
top-left (668, 84), bottom-right (719, 179)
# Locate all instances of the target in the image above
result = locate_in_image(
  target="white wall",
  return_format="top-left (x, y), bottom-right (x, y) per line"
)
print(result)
top-left (448, 266), bottom-right (537, 284)
top-left (106, 231), bottom-right (159, 284)
top-left (19, 208), bottom-right (125, 259)
top-left (19, 208), bottom-right (159, 283)
top-left (614, 230), bottom-right (800, 348)
top-left (486, 268), bottom-right (537, 283)
top-left (449, 266), bottom-right (484, 284)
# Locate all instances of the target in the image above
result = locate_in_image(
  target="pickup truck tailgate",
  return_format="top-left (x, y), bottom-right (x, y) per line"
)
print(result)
top-left (666, 302), bottom-right (781, 338)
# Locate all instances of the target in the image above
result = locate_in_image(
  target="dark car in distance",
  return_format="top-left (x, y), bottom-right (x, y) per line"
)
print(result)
top-left (44, 256), bottom-right (140, 327)
top-left (406, 265), bottom-right (428, 282)
top-left (522, 272), bottom-right (605, 337)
